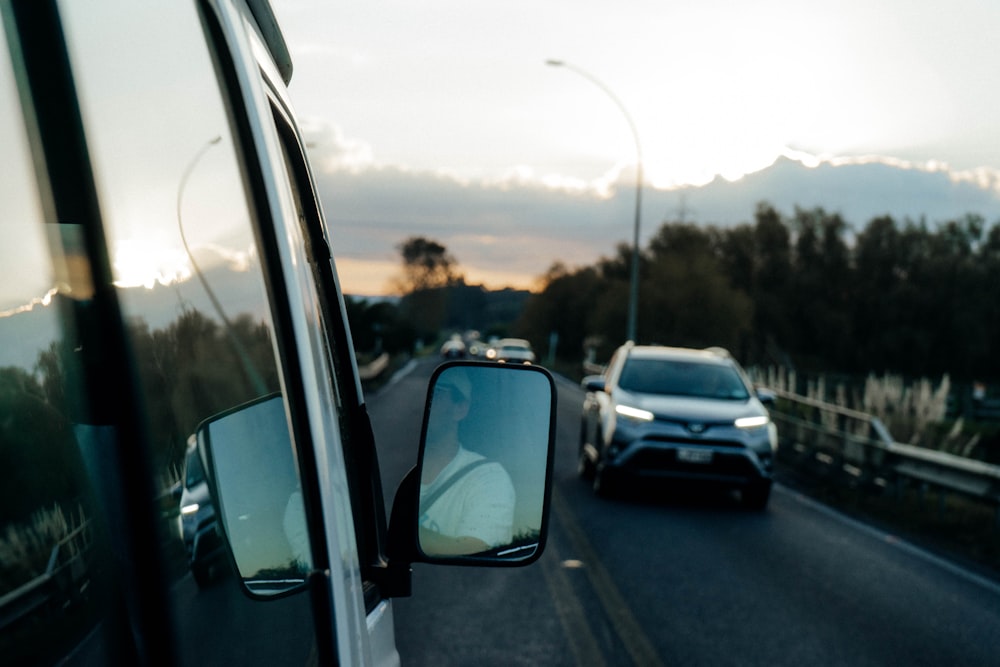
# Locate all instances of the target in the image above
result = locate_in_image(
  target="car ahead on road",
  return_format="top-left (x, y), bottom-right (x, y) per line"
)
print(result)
top-left (579, 343), bottom-right (777, 508)
top-left (1, 2), bottom-right (556, 665)
top-left (440, 335), bottom-right (467, 359)
top-left (487, 338), bottom-right (537, 364)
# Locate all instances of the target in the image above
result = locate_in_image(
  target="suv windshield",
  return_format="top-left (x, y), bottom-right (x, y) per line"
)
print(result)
top-left (618, 358), bottom-right (750, 401)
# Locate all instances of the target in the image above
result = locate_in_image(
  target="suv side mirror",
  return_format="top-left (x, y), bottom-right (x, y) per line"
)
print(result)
top-left (385, 362), bottom-right (556, 590)
top-left (756, 387), bottom-right (777, 406)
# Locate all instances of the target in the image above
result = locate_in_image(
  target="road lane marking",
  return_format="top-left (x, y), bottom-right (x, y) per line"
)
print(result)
top-left (551, 489), bottom-right (665, 667)
top-left (540, 536), bottom-right (607, 667)
top-left (780, 484), bottom-right (1000, 597)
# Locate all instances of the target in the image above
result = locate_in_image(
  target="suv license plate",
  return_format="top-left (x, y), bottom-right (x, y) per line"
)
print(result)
top-left (677, 448), bottom-right (713, 464)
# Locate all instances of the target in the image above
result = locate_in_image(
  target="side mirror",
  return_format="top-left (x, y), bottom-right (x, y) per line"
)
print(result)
top-left (756, 387), bottom-right (777, 406)
top-left (197, 394), bottom-right (312, 600)
top-left (387, 362), bottom-right (556, 577)
top-left (581, 374), bottom-right (606, 393)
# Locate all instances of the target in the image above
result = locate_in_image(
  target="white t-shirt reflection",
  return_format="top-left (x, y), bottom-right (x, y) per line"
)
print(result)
top-left (419, 445), bottom-right (515, 549)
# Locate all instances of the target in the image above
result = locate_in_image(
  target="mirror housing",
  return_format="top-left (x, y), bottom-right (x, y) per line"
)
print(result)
top-left (385, 361), bottom-right (556, 589)
top-left (197, 394), bottom-right (312, 600)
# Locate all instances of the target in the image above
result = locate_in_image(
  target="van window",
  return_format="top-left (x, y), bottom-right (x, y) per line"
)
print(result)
top-left (0, 22), bottom-right (117, 665)
top-left (1, 2), bottom-right (320, 663)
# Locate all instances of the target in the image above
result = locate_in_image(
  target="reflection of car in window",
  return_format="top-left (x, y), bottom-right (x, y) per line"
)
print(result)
top-left (0, 2), bottom-right (555, 664)
top-left (177, 441), bottom-right (226, 588)
top-left (580, 343), bottom-right (778, 508)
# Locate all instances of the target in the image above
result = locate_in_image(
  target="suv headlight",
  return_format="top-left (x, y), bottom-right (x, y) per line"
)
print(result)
top-left (615, 404), bottom-right (654, 423)
top-left (734, 415), bottom-right (769, 429)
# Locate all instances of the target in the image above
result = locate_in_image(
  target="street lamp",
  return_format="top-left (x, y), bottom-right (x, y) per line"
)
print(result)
top-left (545, 59), bottom-right (643, 343)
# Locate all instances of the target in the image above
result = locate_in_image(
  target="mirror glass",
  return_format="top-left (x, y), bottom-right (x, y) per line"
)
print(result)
top-left (418, 363), bottom-right (554, 562)
top-left (198, 394), bottom-right (312, 598)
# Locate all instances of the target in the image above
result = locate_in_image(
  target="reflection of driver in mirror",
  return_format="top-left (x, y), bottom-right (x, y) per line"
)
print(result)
top-left (419, 368), bottom-right (516, 556)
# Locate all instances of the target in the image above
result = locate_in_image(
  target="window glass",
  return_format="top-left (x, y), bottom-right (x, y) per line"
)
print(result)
top-left (619, 358), bottom-right (750, 400)
top-left (0, 24), bottom-right (114, 666)
top-left (56, 1), bottom-right (317, 663)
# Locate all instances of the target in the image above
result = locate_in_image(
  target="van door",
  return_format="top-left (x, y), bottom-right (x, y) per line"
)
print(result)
top-left (0, 0), bottom-right (369, 664)
top-left (197, 1), bottom-right (399, 664)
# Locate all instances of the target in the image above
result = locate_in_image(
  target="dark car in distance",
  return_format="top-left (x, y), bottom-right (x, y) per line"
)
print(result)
top-left (579, 343), bottom-right (777, 508)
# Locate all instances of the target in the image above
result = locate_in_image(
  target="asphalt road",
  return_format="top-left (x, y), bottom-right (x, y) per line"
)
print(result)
top-left (369, 358), bottom-right (1000, 667)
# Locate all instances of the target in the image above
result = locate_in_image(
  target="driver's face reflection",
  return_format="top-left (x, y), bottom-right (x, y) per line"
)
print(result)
top-left (435, 381), bottom-right (469, 420)
top-left (426, 377), bottom-right (471, 453)
top-left (434, 383), bottom-right (465, 404)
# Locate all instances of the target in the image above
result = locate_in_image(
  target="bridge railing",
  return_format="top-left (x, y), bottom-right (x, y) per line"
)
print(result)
top-left (768, 388), bottom-right (1000, 526)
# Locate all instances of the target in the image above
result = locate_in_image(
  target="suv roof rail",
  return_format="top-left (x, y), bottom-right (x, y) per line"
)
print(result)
top-left (703, 346), bottom-right (731, 358)
top-left (246, 0), bottom-right (293, 84)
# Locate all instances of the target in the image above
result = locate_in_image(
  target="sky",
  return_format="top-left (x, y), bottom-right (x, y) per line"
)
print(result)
top-left (274, 0), bottom-right (1000, 182)
top-left (8, 1), bottom-right (1000, 302)
top-left (267, 0), bottom-right (1000, 295)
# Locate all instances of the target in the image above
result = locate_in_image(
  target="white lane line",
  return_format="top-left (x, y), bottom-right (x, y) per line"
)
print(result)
top-left (777, 483), bottom-right (1000, 597)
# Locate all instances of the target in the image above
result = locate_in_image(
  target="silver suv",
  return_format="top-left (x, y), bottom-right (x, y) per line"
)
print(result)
top-left (579, 344), bottom-right (777, 508)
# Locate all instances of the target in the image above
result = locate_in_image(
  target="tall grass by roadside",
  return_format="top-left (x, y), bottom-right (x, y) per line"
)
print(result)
top-left (752, 367), bottom-right (993, 456)
top-left (0, 503), bottom-right (84, 593)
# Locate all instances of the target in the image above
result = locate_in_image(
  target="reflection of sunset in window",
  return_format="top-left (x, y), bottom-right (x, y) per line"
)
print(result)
top-left (0, 289), bottom-right (58, 319)
top-left (111, 240), bottom-right (257, 290)
top-left (112, 240), bottom-right (192, 289)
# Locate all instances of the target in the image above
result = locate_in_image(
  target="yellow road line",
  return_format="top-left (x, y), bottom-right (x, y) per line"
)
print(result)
top-left (539, 536), bottom-right (608, 667)
top-left (550, 489), bottom-right (665, 667)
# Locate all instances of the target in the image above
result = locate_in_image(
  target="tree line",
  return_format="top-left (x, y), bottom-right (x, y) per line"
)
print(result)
top-left (346, 237), bottom-right (530, 356)
top-left (516, 203), bottom-right (1000, 382)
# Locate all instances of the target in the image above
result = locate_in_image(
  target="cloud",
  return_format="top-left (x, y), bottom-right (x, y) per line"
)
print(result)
top-left (300, 118), bottom-right (374, 172)
top-left (310, 153), bottom-right (1000, 296)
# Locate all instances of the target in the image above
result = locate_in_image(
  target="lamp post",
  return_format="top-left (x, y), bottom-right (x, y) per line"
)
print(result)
top-left (546, 59), bottom-right (643, 343)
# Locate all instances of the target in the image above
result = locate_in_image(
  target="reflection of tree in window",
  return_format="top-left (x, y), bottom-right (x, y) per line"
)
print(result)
top-left (128, 310), bottom-right (282, 470)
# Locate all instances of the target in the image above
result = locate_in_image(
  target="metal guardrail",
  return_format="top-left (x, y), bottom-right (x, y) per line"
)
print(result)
top-left (769, 388), bottom-right (1000, 525)
top-left (0, 521), bottom-right (93, 633)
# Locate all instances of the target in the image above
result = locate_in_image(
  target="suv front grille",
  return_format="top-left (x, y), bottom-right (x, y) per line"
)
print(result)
top-left (626, 444), bottom-right (758, 477)
top-left (644, 434), bottom-right (744, 449)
